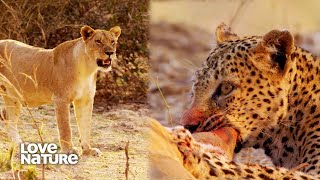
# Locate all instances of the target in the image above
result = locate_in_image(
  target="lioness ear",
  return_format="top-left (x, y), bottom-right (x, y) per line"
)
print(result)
top-left (253, 29), bottom-right (294, 73)
top-left (215, 23), bottom-right (239, 43)
top-left (80, 25), bottom-right (95, 41)
top-left (110, 26), bottom-right (121, 39)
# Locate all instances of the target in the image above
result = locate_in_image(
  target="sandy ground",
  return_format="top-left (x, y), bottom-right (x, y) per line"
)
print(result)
top-left (0, 102), bottom-right (149, 180)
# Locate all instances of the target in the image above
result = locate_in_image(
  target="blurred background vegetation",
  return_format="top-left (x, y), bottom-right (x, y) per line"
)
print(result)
top-left (151, 0), bottom-right (320, 35)
top-left (0, 0), bottom-right (149, 106)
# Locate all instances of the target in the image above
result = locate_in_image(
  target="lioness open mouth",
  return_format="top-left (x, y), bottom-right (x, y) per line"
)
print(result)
top-left (97, 58), bottom-right (112, 68)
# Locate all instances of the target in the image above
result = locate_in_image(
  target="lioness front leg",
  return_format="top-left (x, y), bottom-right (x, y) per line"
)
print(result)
top-left (2, 95), bottom-right (22, 144)
top-left (73, 95), bottom-right (101, 156)
top-left (53, 99), bottom-right (77, 154)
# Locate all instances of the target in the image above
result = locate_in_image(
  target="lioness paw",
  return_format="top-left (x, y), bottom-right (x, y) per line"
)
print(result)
top-left (61, 147), bottom-right (80, 156)
top-left (82, 148), bottom-right (102, 157)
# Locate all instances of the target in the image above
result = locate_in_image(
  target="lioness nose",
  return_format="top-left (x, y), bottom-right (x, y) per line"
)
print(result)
top-left (105, 51), bottom-right (114, 56)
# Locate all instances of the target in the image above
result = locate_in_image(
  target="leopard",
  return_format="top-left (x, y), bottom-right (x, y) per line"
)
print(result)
top-left (0, 25), bottom-right (121, 156)
top-left (176, 23), bottom-right (320, 178)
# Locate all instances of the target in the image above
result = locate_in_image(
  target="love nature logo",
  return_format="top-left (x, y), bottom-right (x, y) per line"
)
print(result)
top-left (20, 143), bottom-right (79, 165)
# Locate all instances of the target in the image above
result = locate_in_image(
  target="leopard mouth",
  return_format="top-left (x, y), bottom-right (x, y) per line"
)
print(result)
top-left (185, 114), bottom-right (226, 133)
top-left (202, 116), bottom-right (242, 147)
top-left (96, 58), bottom-right (112, 68)
top-left (201, 115), bottom-right (226, 132)
top-left (184, 115), bottom-right (241, 142)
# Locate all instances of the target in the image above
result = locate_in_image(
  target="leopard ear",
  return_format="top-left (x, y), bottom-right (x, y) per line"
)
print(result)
top-left (110, 26), bottom-right (121, 39)
top-left (253, 30), bottom-right (294, 73)
top-left (80, 25), bottom-right (95, 41)
top-left (215, 23), bottom-right (239, 43)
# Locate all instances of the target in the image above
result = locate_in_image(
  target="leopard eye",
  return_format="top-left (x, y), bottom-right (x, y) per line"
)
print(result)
top-left (220, 83), bottom-right (234, 95)
top-left (213, 82), bottom-right (235, 99)
top-left (95, 40), bottom-right (102, 45)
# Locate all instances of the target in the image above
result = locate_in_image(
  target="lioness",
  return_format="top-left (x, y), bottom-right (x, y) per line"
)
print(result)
top-left (0, 25), bottom-right (121, 156)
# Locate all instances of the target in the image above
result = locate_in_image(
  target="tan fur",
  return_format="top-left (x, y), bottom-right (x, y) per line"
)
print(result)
top-left (0, 25), bottom-right (121, 156)
top-left (149, 119), bottom-right (196, 180)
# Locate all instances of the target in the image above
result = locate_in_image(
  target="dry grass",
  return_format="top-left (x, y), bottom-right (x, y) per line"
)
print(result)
top-left (0, 0), bottom-right (149, 105)
top-left (0, 142), bottom-right (38, 179)
top-left (0, 45), bottom-right (46, 179)
top-left (0, 147), bottom-right (13, 172)
top-left (124, 141), bottom-right (129, 180)
top-left (0, 0), bottom-right (68, 45)
top-left (153, 77), bottom-right (173, 127)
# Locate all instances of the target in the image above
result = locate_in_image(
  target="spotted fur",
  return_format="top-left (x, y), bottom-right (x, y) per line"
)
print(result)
top-left (180, 23), bottom-right (320, 178)
top-left (169, 126), bottom-right (316, 179)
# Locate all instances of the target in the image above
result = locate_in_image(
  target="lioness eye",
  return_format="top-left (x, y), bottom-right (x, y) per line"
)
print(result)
top-left (95, 40), bottom-right (102, 45)
top-left (111, 40), bottom-right (116, 45)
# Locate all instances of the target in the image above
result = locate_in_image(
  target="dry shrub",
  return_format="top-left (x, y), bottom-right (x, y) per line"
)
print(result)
top-left (0, 0), bottom-right (149, 105)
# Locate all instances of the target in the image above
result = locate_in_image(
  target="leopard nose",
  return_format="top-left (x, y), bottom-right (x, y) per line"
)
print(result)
top-left (105, 51), bottom-right (114, 56)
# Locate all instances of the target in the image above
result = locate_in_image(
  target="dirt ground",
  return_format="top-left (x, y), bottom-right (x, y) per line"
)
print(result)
top-left (0, 102), bottom-right (149, 180)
